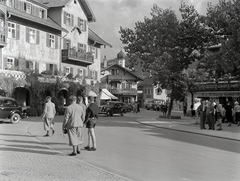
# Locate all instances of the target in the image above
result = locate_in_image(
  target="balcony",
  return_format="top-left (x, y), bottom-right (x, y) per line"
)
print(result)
top-left (110, 88), bottom-right (137, 95)
top-left (62, 49), bottom-right (94, 67)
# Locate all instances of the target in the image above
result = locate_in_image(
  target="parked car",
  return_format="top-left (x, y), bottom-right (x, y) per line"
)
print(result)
top-left (99, 101), bottom-right (126, 116)
top-left (0, 97), bottom-right (25, 124)
top-left (144, 99), bottom-right (165, 111)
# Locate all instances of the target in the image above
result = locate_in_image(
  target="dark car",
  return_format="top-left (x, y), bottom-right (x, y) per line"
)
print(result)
top-left (99, 101), bottom-right (126, 116)
top-left (0, 97), bottom-right (24, 124)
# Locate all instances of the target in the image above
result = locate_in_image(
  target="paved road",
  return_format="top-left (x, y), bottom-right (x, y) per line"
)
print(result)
top-left (1, 109), bottom-right (240, 181)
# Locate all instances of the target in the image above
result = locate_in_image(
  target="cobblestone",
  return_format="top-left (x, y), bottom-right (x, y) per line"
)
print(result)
top-left (0, 122), bottom-right (132, 181)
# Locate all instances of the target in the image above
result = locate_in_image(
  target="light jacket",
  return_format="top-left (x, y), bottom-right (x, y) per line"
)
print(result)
top-left (63, 102), bottom-right (84, 129)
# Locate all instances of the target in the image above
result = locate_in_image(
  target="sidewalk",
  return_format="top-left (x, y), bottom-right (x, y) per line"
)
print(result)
top-left (136, 111), bottom-right (240, 141)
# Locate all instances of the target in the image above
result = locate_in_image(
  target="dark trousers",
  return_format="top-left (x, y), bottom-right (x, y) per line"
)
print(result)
top-left (200, 112), bottom-right (206, 129)
top-left (207, 113), bottom-right (215, 130)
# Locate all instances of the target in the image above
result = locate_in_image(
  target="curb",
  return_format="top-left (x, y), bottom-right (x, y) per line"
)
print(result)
top-left (136, 120), bottom-right (240, 142)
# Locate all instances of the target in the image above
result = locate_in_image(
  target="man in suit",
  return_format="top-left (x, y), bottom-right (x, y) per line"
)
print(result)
top-left (62, 95), bottom-right (85, 156)
top-left (42, 96), bottom-right (56, 137)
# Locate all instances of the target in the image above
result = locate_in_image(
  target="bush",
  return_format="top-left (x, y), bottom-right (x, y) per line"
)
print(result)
top-left (27, 107), bottom-right (38, 117)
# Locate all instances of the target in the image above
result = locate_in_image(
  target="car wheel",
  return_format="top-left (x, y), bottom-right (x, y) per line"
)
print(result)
top-left (121, 112), bottom-right (124, 116)
top-left (10, 113), bottom-right (21, 124)
top-left (107, 111), bottom-right (113, 116)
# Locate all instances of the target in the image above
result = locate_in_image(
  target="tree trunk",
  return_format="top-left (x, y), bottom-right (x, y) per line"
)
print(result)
top-left (167, 96), bottom-right (174, 118)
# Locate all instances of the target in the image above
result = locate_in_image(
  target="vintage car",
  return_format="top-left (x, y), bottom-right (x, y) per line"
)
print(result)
top-left (99, 101), bottom-right (127, 116)
top-left (0, 97), bottom-right (24, 124)
top-left (144, 99), bottom-right (165, 111)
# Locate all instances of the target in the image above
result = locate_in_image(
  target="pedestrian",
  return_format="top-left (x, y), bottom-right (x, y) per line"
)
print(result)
top-left (206, 99), bottom-right (215, 130)
top-left (42, 96), bottom-right (56, 137)
top-left (183, 103), bottom-right (187, 116)
top-left (215, 99), bottom-right (224, 131)
top-left (197, 100), bottom-right (207, 130)
top-left (62, 95), bottom-right (85, 156)
top-left (84, 96), bottom-right (99, 151)
top-left (194, 98), bottom-right (201, 124)
top-left (136, 102), bottom-right (140, 113)
top-left (190, 104), bottom-right (195, 118)
top-left (225, 101), bottom-right (233, 127)
top-left (233, 101), bottom-right (240, 126)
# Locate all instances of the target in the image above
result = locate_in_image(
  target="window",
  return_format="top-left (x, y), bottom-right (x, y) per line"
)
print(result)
top-left (8, 22), bottom-right (16, 38)
top-left (47, 33), bottom-right (58, 48)
top-left (66, 67), bottom-right (70, 74)
top-left (64, 12), bottom-right (74, 26)
top-left (29, 29), bottom-right (36, 44)
top-left (78, 69), bottom-right (83, 76)
top-left (24, 2), bottom-right (32, 14)
top-left (78, 17), bottom-right (86, 31)
top-left (77, 43), bottom-right (84, 52)
top-left (6, 0), bottom-right (14, 7)
top-left (39, 9), bottom-right (45, 19)
top-left (64, 39), bottom-right (71, 49)
top-left (92, 71), bottom-right (95, 78)
top-left (7, 58), bottom-right (14, 69)
top-left (26, 61), bottom-right (34, 70)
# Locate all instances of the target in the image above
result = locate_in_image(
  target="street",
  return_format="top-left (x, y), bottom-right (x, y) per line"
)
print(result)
top-left (1, 110), bottom-right (240, 181)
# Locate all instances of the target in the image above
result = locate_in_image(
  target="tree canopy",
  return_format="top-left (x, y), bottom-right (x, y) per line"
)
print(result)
top-left (119, 2), bottom-right (216, 115)
top-left (197, 0), bottom-right (240, 81)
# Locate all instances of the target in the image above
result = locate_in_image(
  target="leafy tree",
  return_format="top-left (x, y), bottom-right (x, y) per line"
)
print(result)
top-left (119, 3), bottom-right (215, 116)
top-left (197, 0), bottom-right (240, 80)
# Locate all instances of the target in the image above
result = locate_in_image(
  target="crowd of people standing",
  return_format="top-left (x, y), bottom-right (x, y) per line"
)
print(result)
top-left (192, 99), bottom-right (240, 131)
top-left (41, 94), bottom-right (99, 156)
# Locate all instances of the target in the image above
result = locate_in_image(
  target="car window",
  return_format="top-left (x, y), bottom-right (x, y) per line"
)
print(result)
top-left (3, 100), bottom-right (17, 107)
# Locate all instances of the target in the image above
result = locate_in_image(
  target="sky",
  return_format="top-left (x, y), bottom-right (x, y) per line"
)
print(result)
top-left (87, 0), bottom-right (219, 61)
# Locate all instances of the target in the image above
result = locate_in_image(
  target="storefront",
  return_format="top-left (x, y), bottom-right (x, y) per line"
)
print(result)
top-left (193, 81), bottom-right (240, 106)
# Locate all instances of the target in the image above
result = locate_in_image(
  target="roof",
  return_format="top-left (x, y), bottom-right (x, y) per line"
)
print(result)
top-left (34, 0), bottom-right (96, 22)
top-left (102, 64), bottom-right (143, 81)
top-left (7, 8), bottom-right (67, 33)
top-left (88, 28), bottom-right (112, 48)
top-left (138, 77), bottom-right (154, 87)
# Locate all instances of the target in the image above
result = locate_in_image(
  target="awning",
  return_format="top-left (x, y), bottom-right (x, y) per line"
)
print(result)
top-left (100, 89), bottom-right (118, 100)
top-left (88, 90), bottom-right (97, 97)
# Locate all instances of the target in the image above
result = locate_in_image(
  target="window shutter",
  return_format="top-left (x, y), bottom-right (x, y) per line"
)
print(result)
top-left (46, 33), bottom-right (50, 47)
top-left (26, 61), bottom-right (29, 69)
top-left (35, 62), bottom-right (39, 74)
top-left (46, 63), bottom-right (50, 71)
top-left (95, 71), bottom-right (98, 80)
top-left (63, 38), bottom-right (66, 49)
top-left (14, 59), bottom-right (19, 68)
top-left (70, 67), bottom-right (73, 74)
top-left (14, 0), bottom-right (19, 9)
top-left (55, 36), bottom-right (58, 49)
top-left (83, 69), bottom-right (86, 77)
top-left (78, 17), bottom-right (80, 27)
top-left (16, 24), bottom-right (20, 40)
top-left (63, 66), bottom-right (66, 74)
top-left (26, 27), bottom-right (29, 43)
top-left (89, 70), bottom-right (92, 78)
top-left (36, 30), bottom-right (40, 44)
top-left (53, 64), bottom-right (57, 75)
top-left (64, 11), bottom-right (67, 24)
top-left (84, 20), bottom-right (86, 31)
top-left (31, 5), bottom-right (35, 15)
top-left (95, 48), bottom-right (98, 59)
top-left (20, 1), bottom-right (24, 11)
top-left (35, 7), bottom-right (40, 17)
top-left (71, 14), bottom-right (74, 26)
top-left (3, 57), bottom-right (7, 69)
top-left (84, 44), bottom-right (86, 52)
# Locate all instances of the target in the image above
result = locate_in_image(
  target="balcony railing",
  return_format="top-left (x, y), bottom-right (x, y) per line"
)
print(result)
top-left (110, 88), bottom-right (137, 95)
top-left (0, 69), bottom-right (26, 80)
top-left (62, 49), bottom-right (94, 65)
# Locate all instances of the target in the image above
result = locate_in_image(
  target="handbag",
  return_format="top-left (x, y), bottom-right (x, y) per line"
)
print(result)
top-left (63, 128), bottom-right (68, 134)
